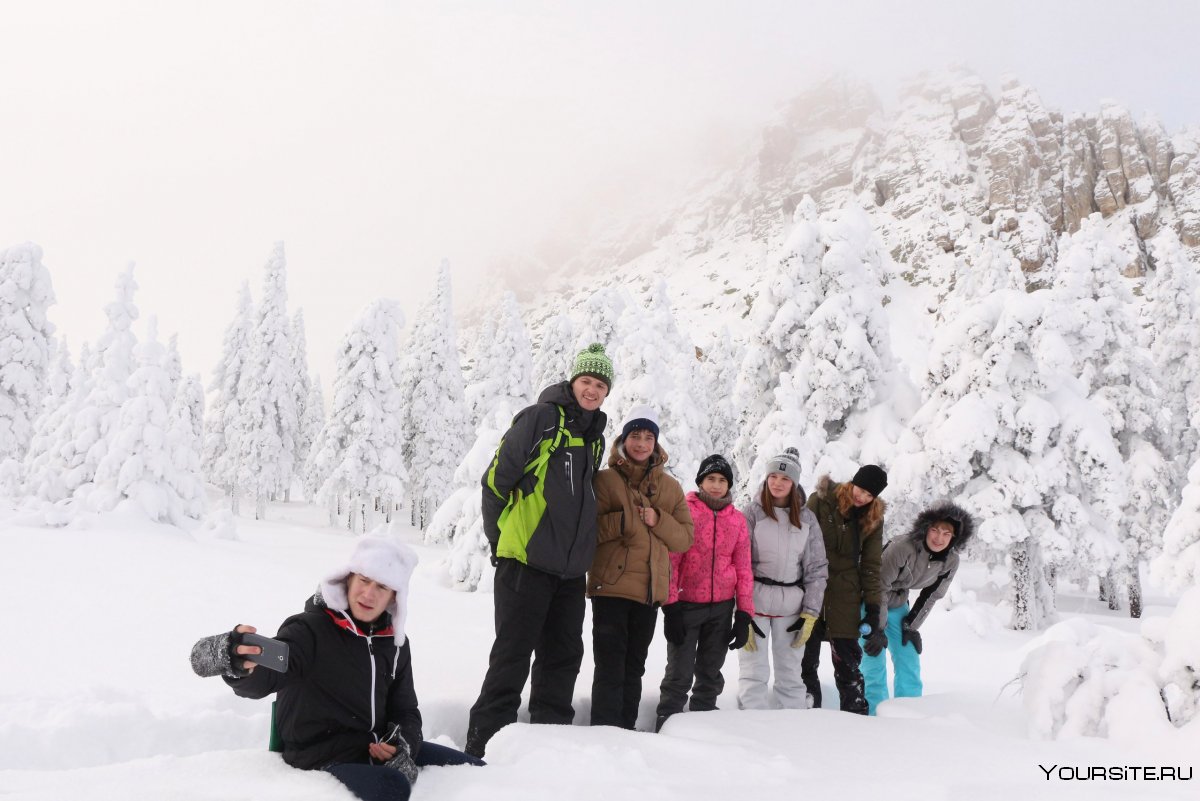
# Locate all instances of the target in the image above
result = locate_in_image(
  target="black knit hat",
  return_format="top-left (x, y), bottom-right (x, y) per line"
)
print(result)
top-left (695, 454), bottom-right (734, 487)
top-left (851, 464), bottom-right (888, 497)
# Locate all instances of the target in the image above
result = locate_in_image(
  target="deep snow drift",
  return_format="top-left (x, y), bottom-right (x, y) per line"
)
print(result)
top-left (0, 502), bottom-right (1195, 801)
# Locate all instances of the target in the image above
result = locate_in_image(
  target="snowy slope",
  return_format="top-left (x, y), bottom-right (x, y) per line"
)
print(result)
top-left (1, 504), bottom-right (1195, 801)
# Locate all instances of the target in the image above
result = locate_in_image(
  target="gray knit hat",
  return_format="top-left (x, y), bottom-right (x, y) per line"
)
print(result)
top-left (766, 447), bottom-right (802, 486)
top-left (570, 342), bottom-right (614, 388)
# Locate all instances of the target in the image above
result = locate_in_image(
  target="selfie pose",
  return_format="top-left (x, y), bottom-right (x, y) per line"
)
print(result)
top-left (190, 537), bottom-right (481, 801)
top-left (862, 502), bottom-right (974, 715)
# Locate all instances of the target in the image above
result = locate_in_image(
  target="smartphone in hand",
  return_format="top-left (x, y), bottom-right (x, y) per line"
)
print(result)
top-left (241, 633), bottom-right (290, 672)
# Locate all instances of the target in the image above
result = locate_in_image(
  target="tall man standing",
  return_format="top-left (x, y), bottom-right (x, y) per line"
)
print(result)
top-left (465, 343), bottom-right (612, 757)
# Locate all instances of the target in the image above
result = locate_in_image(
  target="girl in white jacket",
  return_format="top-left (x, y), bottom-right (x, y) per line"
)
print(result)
top-left (737, 448), bottom-right (829, 710)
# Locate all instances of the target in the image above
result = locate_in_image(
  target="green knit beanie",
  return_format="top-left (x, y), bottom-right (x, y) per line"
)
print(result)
top-left (570, 342), bottom-right (614, 388)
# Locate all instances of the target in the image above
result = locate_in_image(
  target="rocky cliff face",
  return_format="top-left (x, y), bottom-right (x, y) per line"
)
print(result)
top-left (545, 69), bottom-right (1199, 296)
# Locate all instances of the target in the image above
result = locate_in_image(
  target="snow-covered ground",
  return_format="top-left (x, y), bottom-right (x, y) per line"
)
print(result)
top-left (1, 503), bottom-right (1195, 800)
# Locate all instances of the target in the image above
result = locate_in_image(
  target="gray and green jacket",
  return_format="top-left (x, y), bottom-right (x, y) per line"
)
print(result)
top-left (482, 381), bottom-right (607, 579)
top-left (878, 502), bottom-right (974, 631)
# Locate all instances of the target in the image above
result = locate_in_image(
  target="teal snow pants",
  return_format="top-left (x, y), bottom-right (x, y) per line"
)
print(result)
top-left (861, 603), bottom-right (922, 715)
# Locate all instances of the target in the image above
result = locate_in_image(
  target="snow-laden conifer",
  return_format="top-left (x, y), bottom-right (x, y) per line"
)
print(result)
top-left (531, 312), bottom-right (575, 393)
top-left (398, 261), bottom-right (470, 528)
top-left (235, 244), bottom-right (299, 518)
top-left (1153, 459), bottom-right (1200, 594)
top-left (736, 200), bottom-right (900, 495)
top-left (699, 325), bottom-right (741, 458)
top-left (24, 343), bottom-right (91, 503)
top-left (609, 282), bottom-right (711, 482)
top-left (429, 291), bottom-right (533, 588)
top-left (289, 309), bottom-right (315, 494)
top-left (0, 243), bottom-right (57, 495)
top-left (308, 300), bottom-right (407, 533)
top-left (574, 286), bottom-right (626, 353)
top-left (173, 372), bottom-right (206, 452)
top-left (203, 283), bottom-right (254, 507)
top-left (299, 376), bottom-right (325, 501)
top-left (91, 317), bottom-right (206, 524)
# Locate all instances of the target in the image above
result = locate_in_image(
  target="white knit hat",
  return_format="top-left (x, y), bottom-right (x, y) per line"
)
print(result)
top-left (320, 536), bottom-right (419, 644)
top-left (766, 447), bottom-right (802, 486)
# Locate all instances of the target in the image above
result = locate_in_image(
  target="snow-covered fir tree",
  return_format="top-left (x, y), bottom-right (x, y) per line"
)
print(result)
top-left (173, 372), bottom-right (206, 452)
top-left (235, 244), bottom-right (299, 519)
top-left (289, 309), bottom-right (315, 498)
top-left (203, 282), bottom-right (254, 508)
top-left (736, 200), bottom-right (900, 495)
top-left (1152, 459), bottom-right (1200, 594)
top-left (699, 325), bottom-right (742, 458)
top-left (307, 300), bottom-right (408, 533)
top-left (429, 291), bottom-right (534, 588)
top-left (91, 317), bottom-right (206, 524)
top-left (531, 312), bottom-right (575, 392)
top-left (56, 267), bottom-right (139, 509)
top-left (1035, 217), bottom-right (1163, 614)
top-left (165, 333), bottom-right (183, 393)
top-left (574, 286), bottom-right (626, 353)
top-left (398, 261), bottom-right (470, 529)
top-left (891, 238), bottom-right (1064, 630)
top-left (0, 243), bottom-right (57, 495)
top-left (609, 282), bottom-right (711, 482)
top-left (24, 342), bottom-right (90, 503)
top-left (299, 376), bottom-right (325, 501)
top-left (463, 312), bottom-right (499, 429)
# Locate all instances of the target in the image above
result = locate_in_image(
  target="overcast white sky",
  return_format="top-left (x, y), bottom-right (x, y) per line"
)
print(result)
top-left (2, 0), bottom-right (1197, 386)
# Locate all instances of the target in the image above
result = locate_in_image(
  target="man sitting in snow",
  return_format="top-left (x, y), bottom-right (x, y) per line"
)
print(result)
top-left (190, 536), bottom-right (481, 801)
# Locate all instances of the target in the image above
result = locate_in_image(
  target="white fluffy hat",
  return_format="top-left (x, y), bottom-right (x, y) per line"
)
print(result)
top-left (320, 536), bottom-right (419, 644)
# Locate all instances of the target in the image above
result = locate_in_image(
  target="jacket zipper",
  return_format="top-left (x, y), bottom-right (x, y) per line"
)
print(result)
top-left (366, 635), bottom-right (377, 733)
top-left (710, 507), bottom-right (718, 603)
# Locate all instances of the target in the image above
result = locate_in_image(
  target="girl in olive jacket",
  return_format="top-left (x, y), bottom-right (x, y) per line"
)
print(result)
top-left (800, 464), bottom-right (887, 715)
top-left (587, 405), bottom-right (694, 730)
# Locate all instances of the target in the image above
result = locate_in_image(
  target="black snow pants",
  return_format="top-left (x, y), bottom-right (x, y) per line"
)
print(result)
top-left (800, 617), bottom-right (868, 715)
top-left (589, 596), bottom-right (659, 729)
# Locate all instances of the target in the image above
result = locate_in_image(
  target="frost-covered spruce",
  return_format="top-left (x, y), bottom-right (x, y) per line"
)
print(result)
top-left (235, 244), bottom-right (300, 519)
top-left (165, 333), bottom-right (183, 394)
top-left (736, 199), bottom-right (900, 495)
top-left (172, 373), bottom-right (206, 453)
top-left (24, 342), bottom-right (90, 503)
top-left (699, 325), bottom-right (741, 458)
top-left (289, 309), bottom-right (315, 495)
top-left (609, 281), bottom-right (711, 483)
top-left (1035, 217), bottom-right (1164, 612)
top-left (58, 266), bottom-right (140, 508)
top-left (309, 300), bottom-right (408, 533)
top-left (203, 282), bottom-right (254, 508)
top-left (531, 312), bottom-right (575, 395)
top-left (92, 317), bottom-right (206, 524)
top-left (298, 377), bottom-right (325, 501)
top-left (574, 286), bottom-right (626, 353)
top-left (397, 261), bottom-right (470, 529)
top-left (430, 291), bottom-right (533, 587)
top-left (1152, 459), bottom-right (1200, 595)
top-left (889, 238), bottom-right (1063, 630)
top-left (0, 243), bottom-right (57, 495)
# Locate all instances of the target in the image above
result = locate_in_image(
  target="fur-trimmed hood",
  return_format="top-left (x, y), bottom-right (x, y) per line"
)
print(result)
top-left (318, 536), bottom-right (419, 644)
top-left (906, 502), bottom-right (974, 553)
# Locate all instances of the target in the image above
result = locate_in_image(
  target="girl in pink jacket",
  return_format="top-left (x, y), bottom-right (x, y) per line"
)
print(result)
top-left (655, 454), bottom-right (756, 731)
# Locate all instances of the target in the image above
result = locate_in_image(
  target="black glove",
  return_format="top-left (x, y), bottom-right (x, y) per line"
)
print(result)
top-left (862, 628), bottom-right (888, 657)
top-left (190, 628), bottom-right (253, 678)
top-left (381, 724), bottom-right (418, 784)
top-left (860, 603), bottom-right (882, 637)
top-left (727, 610), bottom-right (765, 651)
top-left (901, 617), bottom-right (923, 654)
top-left (662, 604), bottom-right (686, 646)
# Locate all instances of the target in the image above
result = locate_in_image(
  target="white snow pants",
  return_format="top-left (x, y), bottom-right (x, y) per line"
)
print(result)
top-left (737, 613), bottom-right (810, 710)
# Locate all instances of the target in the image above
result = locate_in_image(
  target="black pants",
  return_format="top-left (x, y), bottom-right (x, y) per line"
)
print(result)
top-left (800, 617), bottom-right (867, 715)
top-left (590, 596), bottom-right (658, 729)
top-left (325, 742), bottom-right (484, 801)
top-left (466, 559), bottom-right (586, 756)
top-left (656, 599), bottom-right (734, 719)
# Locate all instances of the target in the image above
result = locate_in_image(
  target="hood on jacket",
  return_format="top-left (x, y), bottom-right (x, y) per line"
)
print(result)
top-left (538, 381), bottom-right (607, 441)
top-left (318, 536), bottom-right (419, 644)
top-left (906, 502), bottom-right (975, 553)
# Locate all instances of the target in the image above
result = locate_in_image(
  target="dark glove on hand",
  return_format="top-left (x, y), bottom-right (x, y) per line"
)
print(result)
top-left (727, 610), bottom-right (764, 651)
top-left (860, 603), bottom-right (882, 637)
top-left (862, 628), bottom-right (888, 657)
top-left (381, 727), bottom-right (418, 784)
top-left (901, 618), bottom-right (923, 654)
top-left (662, 604), bottom-right (686, 646)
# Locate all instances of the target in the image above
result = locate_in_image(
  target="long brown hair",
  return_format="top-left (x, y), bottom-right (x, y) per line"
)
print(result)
top-left (834, 481), bottom-right (885, 533)
top-left (758, 479), bottom-right (806, 528)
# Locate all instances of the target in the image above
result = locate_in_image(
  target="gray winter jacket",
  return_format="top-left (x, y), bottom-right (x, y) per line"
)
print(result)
top-left (742, 502), bottom-right (828, 618)
top-left (878, 502), bottom-right (974, 631)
